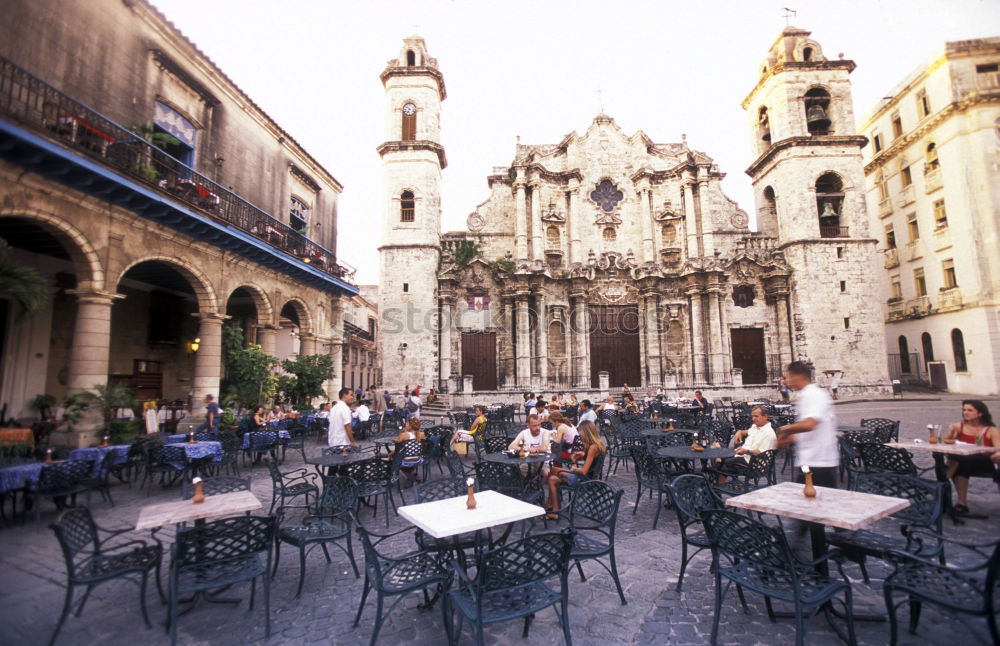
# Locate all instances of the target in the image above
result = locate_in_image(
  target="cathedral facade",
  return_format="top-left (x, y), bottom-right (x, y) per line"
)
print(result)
top-left (378, 30), bottom-right (891, 395)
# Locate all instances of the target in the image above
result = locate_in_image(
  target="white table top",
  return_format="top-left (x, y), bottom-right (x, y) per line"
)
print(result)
top-left (398, 489), bottom-right (544, 539)
top-left (135, 490), bottom-right (261, 530)
top-left (888, 441), bottom-right (997, 456)
top-left (725, 481), bottom-right (910, 531)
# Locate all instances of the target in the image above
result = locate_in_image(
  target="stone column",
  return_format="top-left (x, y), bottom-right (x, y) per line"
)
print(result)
top-left (515, 295), bottom-right (531, 387)
top-left (514, 178), bottom-right (528, 260)
top-left (682, 181), bottom-right (698, 259)
top-left (687, 289), bottom-right (705, 382)
top-left (530, 182), bottom-right (543, 262)
top-left (65, 289), bottom-right (121, 394)
top-left (642, 289), bottom-right (662, 386)
top-left (257, 325), bottom-right (278, 356)
top-left (706, 287), bottom-right (724, 382)
top-left (535, 291), bottom-right (548, 383)
top-left (502, 298), bottom-right (516, 388)
top-left (324, 335), bottom-right (344, 398)
top-left (570, 287), bottom-right (590, 387)
top-left (191, 312), bottom-right (226, 417)
top-left (299, 333), bottom-right (318, 356)
top-left (774, 292), bottom-right (793, 366)
top-left (439, 294), bottom-right (454, 387)
top-left (698, 179), bottom-right (715, 257)
top-left (718, 291), bottom-right (732, 374)
top-left (569, 181), bottom-right (582, 265)
top-left (638, 183), bottom-right (654, 264)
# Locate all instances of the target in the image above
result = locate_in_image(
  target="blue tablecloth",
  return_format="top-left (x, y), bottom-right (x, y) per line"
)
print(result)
top-left (164, 442), bottom-right (223, 469)
top-left (167, 432), bottom-right (217, 444)
top-left (0, 462), bottom-right (44, 493)
top-left (68, 445), bottom-right (130, 477)
top-left (241, 430), bottom-right (291, 449)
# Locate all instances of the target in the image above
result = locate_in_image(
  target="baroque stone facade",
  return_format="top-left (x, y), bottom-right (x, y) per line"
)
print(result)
top-left (379, 30), bottom-right (891, 394)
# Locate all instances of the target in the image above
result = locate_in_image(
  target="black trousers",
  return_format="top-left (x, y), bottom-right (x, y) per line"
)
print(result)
top-left (794, 465), bottom-right (838, 489)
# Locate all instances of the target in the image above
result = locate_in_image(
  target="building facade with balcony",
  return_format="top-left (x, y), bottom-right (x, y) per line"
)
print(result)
top-left (0, 0), bottom-right (358, 441)
top-left (342, 288), bottom-right (379, 393)
top-left (380, 29), bottom-right (890, 396)
top-left (860, 37), bottom-right (1000, 395)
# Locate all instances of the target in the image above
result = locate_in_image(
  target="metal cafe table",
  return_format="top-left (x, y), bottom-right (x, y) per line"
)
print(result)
top-left (305, 450), bottom-right (372, 477)
top-left (135, 490), bottom-right (262, 531)
top-left (887, 440), bottom-right (997, 520)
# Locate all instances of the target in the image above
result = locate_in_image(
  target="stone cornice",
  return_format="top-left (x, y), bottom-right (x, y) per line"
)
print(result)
top-left (379, 66), bottom-right (447, 100)
top-left (863, 91), bottom-right (1000, 173)
top-left (377, 140), bottom-right (447, 169)
top-left (745, 135), bottom-right (868, 177)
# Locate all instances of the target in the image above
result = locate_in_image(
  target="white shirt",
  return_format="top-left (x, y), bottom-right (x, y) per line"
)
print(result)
top-left (510, 428), bottom-right (551, 452)
top-left (315, 409), bottom-right (330, 419)
top-left (408, 395), bottom-right (422, 418)
top-left (354, 404), bottom-right (370, 423)
top-left (738, 422), bottom-right (777, 463)
top-left (793, 383), bottom-right (839, 468)
top-left (328, 400), bottom-right (353, 447)
top-left (579, 409), bottom-right (597, 425)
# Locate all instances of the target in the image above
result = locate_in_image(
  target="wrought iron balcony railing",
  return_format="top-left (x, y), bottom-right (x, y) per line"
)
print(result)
top-left (0, 56), bottom-right (355, 284)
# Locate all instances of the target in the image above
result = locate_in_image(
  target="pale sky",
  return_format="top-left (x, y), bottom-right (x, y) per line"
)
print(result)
top-left (151, 0), bottom-right (999, 285)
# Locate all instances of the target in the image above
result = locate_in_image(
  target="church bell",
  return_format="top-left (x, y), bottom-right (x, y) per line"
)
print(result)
top-left (806, 103), bottom-right (830, 129)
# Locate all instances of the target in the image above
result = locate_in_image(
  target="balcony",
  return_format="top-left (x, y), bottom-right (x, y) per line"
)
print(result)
top-left (0, 56), bottom-right (357, 293)
top-left (896, 184), bottom-right (915, 207)
top-left (938, 287), bottom-right (963, 312)
top-left (931, 225), bottom-right (952, 251)
top-left (887, 299), bottom-right (906, 321)
top-left (878, 197), bottom-right (893, 217)
top-left (924, 168), bottom-right (943, 193)
top-left (819, 225), bottom-right (849, 238)
top-left (977, 70), bottom-right (1000, 90)
top-left (884, 247), bottom-right (899, 269)
top-left (905, 241), bottom-right (923, 261)
top-left (906, 295), bottom-right (932, 318)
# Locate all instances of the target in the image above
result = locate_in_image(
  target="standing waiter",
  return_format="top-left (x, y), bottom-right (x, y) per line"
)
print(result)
top-left (776, 361), bottom-right (839, 488)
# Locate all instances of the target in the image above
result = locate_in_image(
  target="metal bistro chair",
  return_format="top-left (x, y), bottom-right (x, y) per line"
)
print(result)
top-left (168, 515), bottom-right (276, 646)
top-left (274, 475), bottom-right (359, 598)
top-left (828, 472), bottom-right (945, 583)
top-left (264, 458), bottom-right (319, 515)
top-left (711, 449), bottom-right (778, 498)
top-left (567, 480), bottom-right (627, 606)
top-left (413, 477), bottom-right (479, 566)
top-left (860, 418), bottom-right (900, 443)
top-left (29, 459), bottom-right (94, 521)
top-left (666, 473), bottom-right (724, 592)
top-left (702, 509), bottom-right (857, 646)
top-left (49, 506), bottom-right (163, 646)
top-left (354, 524), bottom-right (451, 646)
top-left (629, 446), bottom-right (673, 530)
top-left (243, 431), bottom-right (279, 467)
top-left (346, 456), bottom-right (396, 528)
top-left (447, 529), bottom-right (575, 646)
top-left (883, 534), bottom-right (1000, 646)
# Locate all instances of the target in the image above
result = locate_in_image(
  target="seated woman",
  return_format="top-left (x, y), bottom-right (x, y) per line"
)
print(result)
top-left (944, 400), bottom-right (999, 515)
top-left (548, 412), bottom-right (579, 463)
top-left (390, 417), bottom-right (427, 482)
top-left (545, 421), bottom-right (606, 519)
top-left (252, 406), bottom-right (266, 431)
top-left (623, 394), bottom-right (639, 413)
top-left (451, 405), bottom-right (487, 448)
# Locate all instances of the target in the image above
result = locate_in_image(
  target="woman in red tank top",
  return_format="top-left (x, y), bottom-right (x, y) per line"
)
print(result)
top-left (944, 400), bottom-right (999, 514)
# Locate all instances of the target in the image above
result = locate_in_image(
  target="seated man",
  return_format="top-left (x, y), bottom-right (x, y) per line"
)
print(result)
top-left (578, 399), bottom-right (597, 425)
top-left (508, 414), bottom-right (552, 455)
top-left (719, 406), bottom-right (777, 478)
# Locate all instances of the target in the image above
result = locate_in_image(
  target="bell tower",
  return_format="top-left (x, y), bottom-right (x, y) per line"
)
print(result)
top-left (743, 27), bottom-right (889, 389)
top-left (377, 36), bottom-right (447, 389)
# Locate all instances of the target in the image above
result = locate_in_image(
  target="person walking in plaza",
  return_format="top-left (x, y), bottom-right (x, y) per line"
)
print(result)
top-left (944, 400), bottom-right (999, 515)
top-left (776, 361), bottom-right (839, 488)
top-left (828, 372), bottom-right (840, 400)
top-left (328, 387), bottom-right (357, 450)
top-left (196, 394), bottom-right (219, 433)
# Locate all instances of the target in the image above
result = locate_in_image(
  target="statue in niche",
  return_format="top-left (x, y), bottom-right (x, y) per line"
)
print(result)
top-left (732, 285), bottom-right (755, 308)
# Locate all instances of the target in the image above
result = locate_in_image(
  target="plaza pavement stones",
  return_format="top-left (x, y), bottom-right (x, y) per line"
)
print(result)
top-left (1, 399), bottom-right (998, 644)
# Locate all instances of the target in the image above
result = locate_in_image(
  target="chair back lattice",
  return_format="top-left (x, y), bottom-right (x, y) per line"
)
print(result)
top-left (702, 509), bottom-right (794, 572)
top-left (629, 447), bottom-right (664, 489)
top-left (484, 421), bottom-right (514, 439)
top-left (37, 459), bottom-right (93, 493)
top-left (182, 476), bottom-right (252, 500)
top-left (483, 436), bottom-right (509, 454)
top-left (317, 475), bottom-right (359, 514)
top-left (645, 430), bottom-right (694, 452)
top-left (445, 452), bottom-right (467, 478)
top-left (619, 420), bottom-right (652, 436)
top-left (477, 529), bottom-right (574, 593)
top-left (345, 457), bottom-right (390, 485)
top-left (838, 431), bottom-right (874, 471)
top-left (860, 418), bottom-right (900, 443)
top-left (859, 444), bottom-right (918, 476)
top-left (394, 439), bottom-right (425, 467)
top-left (50, 506), bottom-right (99, 564)
top-left (667, 474), bottom-right (723, 530)
top-left (698, 420), bottom-right (733, 447)
top-left (414, 477), bottom-right (469, 503)
top-left (475, 461), bottom-right (526, 499)
top-left (746, 449), bottom-right (778, 482)
top-left (194, 432), bottom-right (217, 442)
top-left (452, 412), bottom-right (470, 428)
top-left (174, 515), bottom-right (275, 568)
top-left (852, 472), bottom-right (943, 527)
top-left (569, 480), bottom-right (622, 528)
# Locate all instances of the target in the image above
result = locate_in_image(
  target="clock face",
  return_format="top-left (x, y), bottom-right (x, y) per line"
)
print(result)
top-left (402, 103), bottom-right (416, 115)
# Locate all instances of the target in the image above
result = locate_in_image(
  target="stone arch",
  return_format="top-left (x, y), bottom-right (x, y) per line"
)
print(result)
top-left (279, 297), bottom-right (314, 336)
top-left (115, 255), bottom-right (218, 314)
top-left (226, 283), bottom-right (274, 327)
top-left (0, 207), bottom-right (104, 290)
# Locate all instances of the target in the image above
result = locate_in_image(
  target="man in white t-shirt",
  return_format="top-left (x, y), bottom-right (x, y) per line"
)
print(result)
top-left (328, 387), bottom-right (357, 449)
top-left (578, 399), bottom-right (597, 425)
top-left (508, 415), bottom-right (551, 454)
top-left (352, 401), bottom-right (370, 424)
top-left (777, 361), bottom-right (839, 488)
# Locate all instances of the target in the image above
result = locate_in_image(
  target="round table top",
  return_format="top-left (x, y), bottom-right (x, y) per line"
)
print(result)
top-left (306, 452), bottom-right (373, 467)
top-left (657, 446), bottom-right (735, 460)
top-left (639, 427), bottom-right (696, 437)
top-left (483, 452), bottom-right (550, 465)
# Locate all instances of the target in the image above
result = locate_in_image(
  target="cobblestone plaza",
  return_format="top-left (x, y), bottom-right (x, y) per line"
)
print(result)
top-left (1, 398), bottom-right (997, 646)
